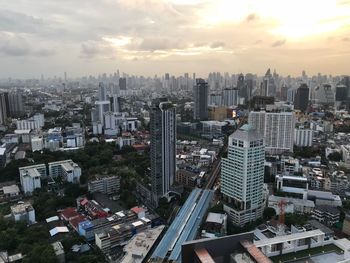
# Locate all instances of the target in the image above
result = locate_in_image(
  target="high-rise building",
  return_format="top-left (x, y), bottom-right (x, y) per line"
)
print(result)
top-left (110, 95), bottom-right (120, 113)
top-left (7, 92), bottom-right (24, 117)
top-left (0, 93), bottom-right (7, 125)
top-left (261, 69), bottom-right (276, 97)
top-left (119, 78), bottom-right (127, 90)
top-left (150, 98), bottom-right (176, 204)
top-left (193, 78), bottom-right (208, 121)
top-left (222, 88), bottom-right (238, 107)
top-left (98, 82), bottom-right (107, 101)
top-left (249, 111), bottom-right (295, 154)
top-left (221, 124), bottom-right (265, 226)
top-left (294, 83), bottom-right (309, 112)
top-left (237, 73), bottom-right (245, 100)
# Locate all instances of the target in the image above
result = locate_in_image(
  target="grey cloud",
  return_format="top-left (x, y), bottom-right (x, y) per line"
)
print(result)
top-left (210, 41), bottom-right (225, 49)
top-left (80, 40), bottom-right (115, 58)
top-left (0, 33), bottom-right (56, 57)
top-left (271, 39), bottom-right (286, 47)
top-left (0, 9), bottom-right (45, 33)
top-left (138, 37), bottom-right (186, 51)
top-left (246, 13), bottom-right (258, 22)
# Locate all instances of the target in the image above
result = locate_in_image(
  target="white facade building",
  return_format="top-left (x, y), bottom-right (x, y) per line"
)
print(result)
top-left (88, 176), bottom-right (121, 195)
top-left (249, 111), bottom-right (295, 154)
top-left (31, 136), bottom-right (44, 152)
top-left (221, 124), bottom-right (265, 226)
top-left (19, 164), bottom-right (47, 194)
top-left (48, 160), bottom-right (81, 183)
top-left (11, 202), bottom-right (36, 224)
top-left (294, 127), bottom-right (313, 147)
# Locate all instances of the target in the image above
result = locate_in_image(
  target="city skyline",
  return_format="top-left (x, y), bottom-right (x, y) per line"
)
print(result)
top-left (0, 0), bottom-right (350, 78)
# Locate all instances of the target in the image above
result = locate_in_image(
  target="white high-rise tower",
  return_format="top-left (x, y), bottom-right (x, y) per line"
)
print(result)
top-left (221, 124), bottom-right (265, 226)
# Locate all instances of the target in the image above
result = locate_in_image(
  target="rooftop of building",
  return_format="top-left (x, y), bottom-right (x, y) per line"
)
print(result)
top-left (120, 225), bottom-right (165, 263)
top-left (2, 185), bottom-right (20, 195)
top-left (206, 212), bottom-right (226, 224)
top-left (314, 205), bottom-right (340, 214)
top-left (10, 202), bottom-right (34, 214)
top-left (230, 124), bottom-right (262, 142)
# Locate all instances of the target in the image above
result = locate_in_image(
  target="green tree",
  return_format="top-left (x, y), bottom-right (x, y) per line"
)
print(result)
top-left (263, 207), bottom-right (276, 220)
top-left (328, 152), bottom-right (342, 162)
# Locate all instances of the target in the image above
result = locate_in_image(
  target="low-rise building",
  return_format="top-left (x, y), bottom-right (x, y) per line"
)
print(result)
top-left (51, 241), bottom-right (65, 263)
top-left (312, 205), bottom-right (340, 226)
top-left (95, 218), bottom-right (152, 253)
top-left (48, 160), bottom-right (81, 183)
top-left (10, 202), bottom-right (35, 224)
top-left (19, 164), bottom-right (46, 194)
top-left (0, 184), bottom-right (20, 201)
top-left (88, 175), bottom-right (120, 195)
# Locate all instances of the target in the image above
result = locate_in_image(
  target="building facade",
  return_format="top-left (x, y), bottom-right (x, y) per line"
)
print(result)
top-left (150, 98), bottom-right (176, 203)
top-left (249, 111), bottom-right (295, 154)
top-left (193, 78), bottom-right (209, 121)
top-left (294, 83), bottom-right (309, 112)
top-left (221, 124), bottom-right (265, 226)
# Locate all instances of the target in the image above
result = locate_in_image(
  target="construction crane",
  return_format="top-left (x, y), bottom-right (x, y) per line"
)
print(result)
top-left (278, 199), bottom-right (287, 225)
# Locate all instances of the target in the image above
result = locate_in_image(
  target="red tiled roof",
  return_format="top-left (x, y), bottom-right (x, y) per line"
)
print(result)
top-left (194, 248), bottom-right (216, 263)
top-left (61, 207), bottom-right (79, 221)
top-left (131, 206), bottom-right (145, 214)
top-left (80, 198), bottom-right (88, 206)
top-left (241, 240), bottom-right (273, 263)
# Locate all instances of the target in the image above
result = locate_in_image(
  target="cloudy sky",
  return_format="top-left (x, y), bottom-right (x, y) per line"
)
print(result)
top-left (1, 0), bottom-right (350, 78)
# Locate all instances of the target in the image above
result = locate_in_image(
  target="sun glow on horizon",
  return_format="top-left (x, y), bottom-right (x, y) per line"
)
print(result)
top-left (196, 0), bottom-right (350, 39)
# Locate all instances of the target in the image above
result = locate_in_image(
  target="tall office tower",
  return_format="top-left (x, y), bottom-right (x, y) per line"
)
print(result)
top-left (294, 83), bottom-right (309, 112)
top-left (98, 82), bottom-right (107, 101)
top-left (193, 78), bottom-right (209, 121)
top-left (313, 84), bottom-right (335, 106)
top-left (343, 76), bottom-right (350, 94)
top-left (261, 69), bottom-right (276, 97)
top-left (280, 84), bottom-right (288, 101)
top-left (237, 73), bottom-right (246, 100)
top-left (92, 101), bottom-right (111, 124)
top-left (150, 98), bottom-right (176, 204)
top-left (110, 95), bottom-right (120, 113)
top-left (8, 92), bottom-right (24, 117)
top-left (221, 124), bottom-right (265, 226)
top-left (335, 84), bottom-right (347, 102)
top-left (0, 93), bottom-right (8, 125)
top-left (222, 88), bottom-right (238, 107)
top-left (245, 74), bottom-right (254, 102)
top-left (119, 77), bottom-right (127, 90)
top-left (249, 111), bottom-right (295, 154)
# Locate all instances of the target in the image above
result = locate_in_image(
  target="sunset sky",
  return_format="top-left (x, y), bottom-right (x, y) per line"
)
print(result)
top-left (0, 0), bottom-right (350, 78)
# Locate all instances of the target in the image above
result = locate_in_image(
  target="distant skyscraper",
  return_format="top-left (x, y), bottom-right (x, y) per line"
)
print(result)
top-left (249, 111), bottom-right (295, 154)
top-left (110, 95), bottom-right (120, 113)
top-left (237, 73), bottom-right (246, 100)
top-left (0, 93), bottom-right (8, 125)
top-left (193, 78), bottom-right (209, 121)
top-left (7, 92), bottom-right (24, 117)
top-left (221, 124), bottom-right (265, 226)
top-left (222, 88), bottom-right (238, 107)
top-left (245, 74), bottom-right (254, 102)
top-left (280, 84), bottom-right (288, 101)
top-left (335, 84), bottom-right (347, 102)
top-left (98, 82), bottom-right (107, 101)
top-left (119, 77), bottom-right (127, 91)
top-left (294, 83), bottom-right (309, 112)
top-left (261, 69), bottom-right (276, 97)
top-left (150, 98), bottom-right (176, 203)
